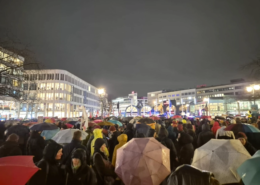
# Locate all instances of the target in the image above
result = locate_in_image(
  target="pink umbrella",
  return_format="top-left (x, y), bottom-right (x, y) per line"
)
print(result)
top-left (172, 115), bottom-right (182, 118)
top-left (93, 119), bottom-right (103, 123)
top-left (65, 123), bottom-right (73, 128)
top-left (115, 137), bottom-right (170, 185)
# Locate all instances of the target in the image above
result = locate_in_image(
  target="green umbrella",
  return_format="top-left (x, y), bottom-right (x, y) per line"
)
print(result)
top-left (237, 150), bottom-right (260, 185)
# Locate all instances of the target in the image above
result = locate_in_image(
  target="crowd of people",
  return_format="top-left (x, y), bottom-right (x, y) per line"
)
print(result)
top-left (0, 116), bottom-right (259, 185)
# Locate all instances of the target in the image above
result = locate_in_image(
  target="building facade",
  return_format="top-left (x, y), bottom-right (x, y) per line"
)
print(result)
top-left (20, 69), bottom-right (100, 118)
top-left (0, 47), bottom-right (24, 119)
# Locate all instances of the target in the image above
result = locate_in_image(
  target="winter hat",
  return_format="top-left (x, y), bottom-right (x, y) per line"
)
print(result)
top-left (6, 133), bottom-right (19, 142)
top-left (109, 125), bottom-right (116, 132)
top-left (237, 132), bottom-right (247, 140)
top-left (94, 138), bottom-right (106, 151)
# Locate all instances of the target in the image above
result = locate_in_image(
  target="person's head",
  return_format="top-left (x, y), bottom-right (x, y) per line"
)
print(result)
top-left (237, 132), bottom-right (247, 140)
top-left (43, 141), bottom-right (63, 163)
top-left (71, 148), bottom-right (86, 169)
top-left (186, 124), bottom-right (193, 130)
top-left (158, 126), bottom-right (168, 138)
top-left (61, 125), bottom-right (68, 130)
top-left (94, 138), bottom-right (107, 153)
top-left (177, 123), bottom-right (183, 132)
top-left (109, 125), bottom-right (116, 133)
top-left (6, 133), bottom-right (19, 142)
top-left (236, 118), bottom-right (241, 124)
top-left (238, 137), bottom-right (246, 146)
top-left (73, 130), bottom-right (82, 141)
top-left (126, 123), bottom-right (133, 130)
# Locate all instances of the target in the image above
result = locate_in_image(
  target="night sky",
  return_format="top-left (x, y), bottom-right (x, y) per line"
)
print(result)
top-left (0, 0), bottom-right (260, 99)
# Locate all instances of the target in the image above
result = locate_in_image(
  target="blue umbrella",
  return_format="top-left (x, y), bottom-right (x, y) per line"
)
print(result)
top-left (41, 128), bottom-right (60, 140)
top-left (108, 120), bottom-right (123, 126)
top-left (30, 122), bottom-right (58, 131)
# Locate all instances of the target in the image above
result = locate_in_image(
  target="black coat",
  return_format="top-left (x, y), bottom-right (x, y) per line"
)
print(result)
top-left (178, 132), bottom-right (194, 165)
top-left (0, 141), bottom-right (22, 157)
top-left (197, 124), bottom-right (214, 148)
top-left (61, 139), bottom-right (86, 166)
top-left (65, 148), bottom-right (97, 185)
top-left (187, 129), bottom-right (197, 149)
top-left (244, 141), bottom-right (256, 156)
top-left (28, 142), bottom-right (63, 185)
top-left (157, 136), bottom-right (178, 170)
top-left (108, 131), bottom-right (120, 161)
top-left (26, 132), bottom-right (46, 163)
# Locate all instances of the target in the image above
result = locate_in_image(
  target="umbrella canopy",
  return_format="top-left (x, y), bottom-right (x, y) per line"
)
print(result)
top-left (149, 116), bottom-right (160, 121)
top-left (52, 129), bottom-right (88, 144)
top-left (68, 121), bottom-right (78, 125)
top-left (225, 124), bottom-right (260, 134)
top-left (30, 122), bottom-right (58, 131)
top-left (5, 125), bottom-right (30, 140)
top-left (129, 117), bottom-right (141, 124)
top-left (115, 137), bottom-right (170, 185)
top-left (138, 118), bottom-right (155, 124)
top-left (96, 121), bottom-right (114, 126)
top-left (237, 150), bottom-right (260, 185)
top-left (122, 117), bottom-right (133, 121)
top-left (214, 116), bottom-right (225, 120)
top-left (108, 120), bottom-right (123, 126)
top-left (65, 123), bottom-right (74, 128)
top-left (41, 128), bottom-right (60, 140)
top-left (93, 119), bottom-right (103, 123)
top-left (201, 116), bottom-right (211, 119)
top-left (192, 139), bottom-right (251, 184)
top-left (0, 156), bottom-right (38, 185)
top-left (61, 118), bottom-right (67, 121)
top-left (172, 115), bottom-right (182, 119)
top-left (4, 120), bottom-right (20, 128)
top-left (44, 118), bottom-right (55, 123)
top-left (108, 116), bottom-right (118, 121)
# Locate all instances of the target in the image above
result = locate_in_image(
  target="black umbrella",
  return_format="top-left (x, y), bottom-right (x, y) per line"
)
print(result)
top-left (30, 122), bottom-right (58, 131)
top-left (215, 116), bottom-right (225, 120)
top-left (122, 117), bottom-right (134, 121)
top-left (68, 121), bottom-right (78, 125)
top-left (138, 118), bottom-right (155, 124)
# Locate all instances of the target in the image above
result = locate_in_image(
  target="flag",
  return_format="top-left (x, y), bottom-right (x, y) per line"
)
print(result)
top-left (89, 112), bottom-right (92, 118)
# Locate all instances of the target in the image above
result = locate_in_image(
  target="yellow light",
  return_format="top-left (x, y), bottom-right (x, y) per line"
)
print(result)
top-left (98, 89), bottom-right (105, 95)
top-left (254, 85), bottom-right (260, 90)
top-left (247, 87), bottom-right (253, 92)
top-left (203, 98), bottom-right (209, 102)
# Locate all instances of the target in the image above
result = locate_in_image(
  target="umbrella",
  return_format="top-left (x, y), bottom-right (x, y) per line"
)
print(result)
top-left (41, 128), bottom-right (60, 140)
top-left (172, 115), bottom-right (182, 119)
top-left (4, 120), bottom-right (20, 128)
top-left (61, 118), bottom-right (67, 121)
top-left (115, 137), bottom-right (170, 185)
top-left (52, 129), bottom-right (88, 144)
top-left (214, 116), bottom-right (225, 120)
top-left (93, 119), bottom-right (103, 123)
top-left (129, 117), bottom-right (141, 124)
top-left (96, 121), bottom-right (114, 126)
top-left (5, 125), bottom-right (30, 140)
top-left (225, 124), bottom-right (260, 134)
top-left (68, 121), bottom-right (78, 125)
top-left (65, 123), bottom-right (74, 128)
top-left (122, 117), bottom-right (133, 122)
top-left (45, 118), bottom-right (55, 123)
top-left (138, 118), bottom-right (155, 124)
top-left (108, 116), bottom-right (118, 121)
top-left (108, 120), bottom-right (123, 126)
top-left (192, 139), bottom-right (251, 184)
top-left (201, 116), bottom-right (211, 119)
top-left (0, 156), bottom-right (39, 185)
top-left (149, 116), bottom-right (160, 121)
top-left (237, 150), bottom-right (260, 185)
top-left (30, 122), bottom-right (58, 131)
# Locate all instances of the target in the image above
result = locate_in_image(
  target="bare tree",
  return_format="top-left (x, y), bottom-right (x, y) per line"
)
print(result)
top-left (241, 57), bottom-right (260, 80)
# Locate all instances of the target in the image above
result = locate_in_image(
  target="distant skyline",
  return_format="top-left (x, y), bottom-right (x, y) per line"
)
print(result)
top-left (0, 0), bottom-right (260, 99)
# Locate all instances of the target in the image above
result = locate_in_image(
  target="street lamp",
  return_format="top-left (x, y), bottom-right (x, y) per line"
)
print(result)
top-left (98, 88), bottom-right (105, 119)
top-left (246, 84), bottom-right (260, 105)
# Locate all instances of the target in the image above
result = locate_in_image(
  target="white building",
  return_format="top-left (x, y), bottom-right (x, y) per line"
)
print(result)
top-left (20, 69), bottom-right (100, 118)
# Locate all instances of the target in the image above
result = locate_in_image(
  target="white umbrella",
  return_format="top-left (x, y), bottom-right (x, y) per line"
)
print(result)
top-left (52, 129), bottom-right (88, 144)
top-left (192, 139), bottom-right (251, 184)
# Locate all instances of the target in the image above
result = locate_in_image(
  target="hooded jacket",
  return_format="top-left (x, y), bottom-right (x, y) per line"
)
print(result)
top-left (108, 130), bottom-right (120, 161)
top-left (124, 124), bottom-right (134, 141)
top-left (112, 134), bottom-right (127, 166)
top-left (156, 127), bottom-right (177, 170)
top-left (28, 141), bottom-right (63, 185)
top-left (90, 129), bottom-right (109, 157)
top-left (61, 139), bottom-right (86, 166)
top-left (26, 131), bottom-right (46, 163)
top-left (211, 121), bottom-right (221, 136)
top-left (135, 123), bottom-right (151, 138)
top-left (197, 124), bottom-right (214, 147)
top-left (65, 148), bottom-right (97, 185)
top-left (0, 140), bottom-right (22, 157)
top-left (167, 165), bottom-right (213, 185)
top-left (178, 132), bottom-right (194, 165)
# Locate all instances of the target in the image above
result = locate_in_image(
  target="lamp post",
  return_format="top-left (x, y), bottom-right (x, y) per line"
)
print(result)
top-left (246, 84), bottom-right (260, 105)
top-left (98, 88), bottom-right (105, 119)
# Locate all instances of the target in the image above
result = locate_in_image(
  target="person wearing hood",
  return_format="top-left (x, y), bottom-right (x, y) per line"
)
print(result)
top-left (156, 126), bottom-right (177, 171)
top-left (65, 148), bottom-right (97, 185)
top-left (197, 124), bottom-right (214, 148)
top-left (165, 121), bottom-right (177, 142)
top-left (108, 126), bottom-right (120, 161)
top-left (135, 123), bottom-right (151, 138)
top-left (211, 121), bottom-right (221, 136)
top-left (112, 134), bottom-right (127, 167)
top-left (186, 124), bottom-right (197, 149)
top-left (61, 131), bottom-right (87, 166)
top-left (177, 123), bottom-right (194, 165)
top-left (26, 130), bottom-right (46, 163)
top-left (90, 129), bottom-right (109, 157)
top-left (0, 133), bottom-right (22, 157)
top-left (124, 123), bottom-right (134, 141)
top-left (82, 127), bottom-right (93, 147)
top-left (237, 132), bottom-right (256, 156)
top-left (93, 138), bottom-right (117, 185)
top-left (28, 141), bottom-right (64, 185)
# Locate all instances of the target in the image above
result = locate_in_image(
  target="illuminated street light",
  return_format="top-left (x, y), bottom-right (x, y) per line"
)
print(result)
top-left (203, 98), bottom-right (209, 102)
top-left (247, 87), bottom-right (253, 92)
top-left (254, 85), bottom-right (260, 90)
top-left (98, 88), bottom-right (105, 95)
top-left (98, 88), bottom-right (105, 119)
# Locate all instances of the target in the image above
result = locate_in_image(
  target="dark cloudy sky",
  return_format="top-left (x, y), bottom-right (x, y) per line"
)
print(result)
top-left (0, 0), bottom-right (260, 98)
